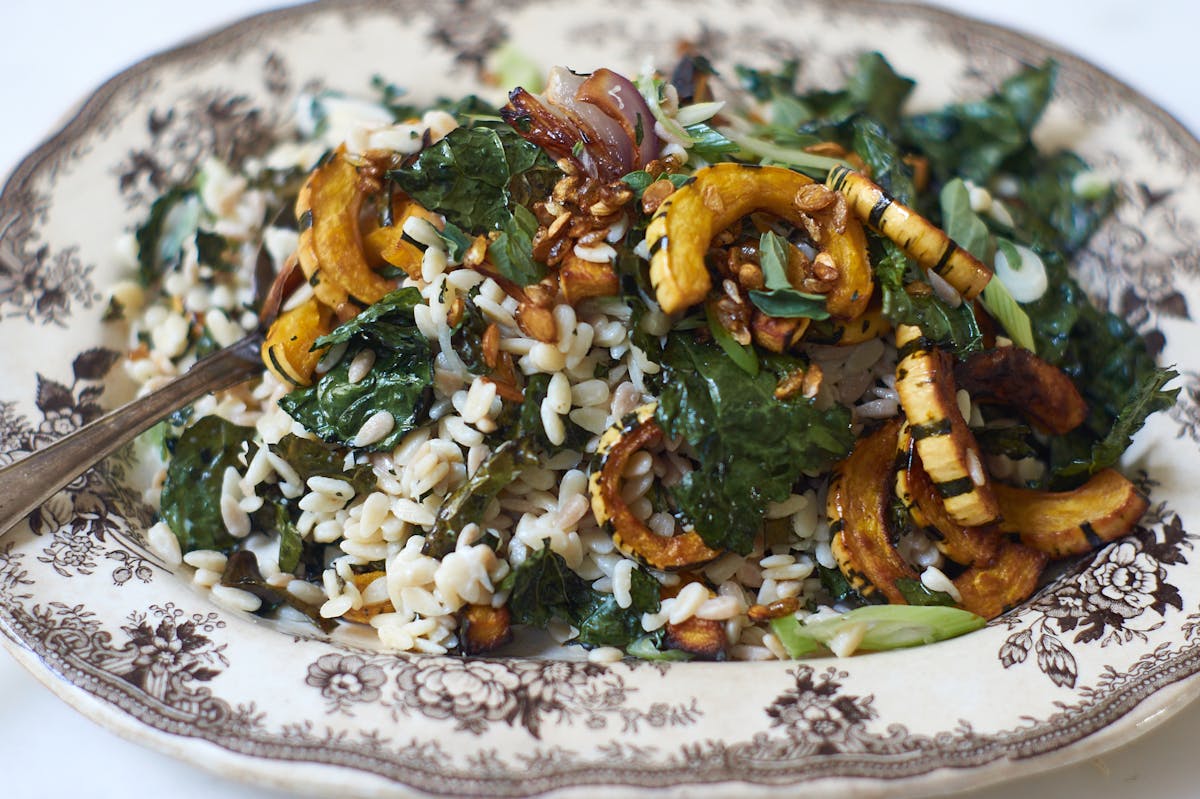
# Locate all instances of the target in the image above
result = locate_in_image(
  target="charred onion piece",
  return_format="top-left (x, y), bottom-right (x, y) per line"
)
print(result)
top-left (894, 324), bottom-right (1000, 528)
top-left (827, 165), bottom-right (992, 300)
top-left (645, 163), bottom-right (873, 316)
top-left (993, 468), bottom-right (1149, 558)
top-left (954, 346), bottom-right (1088, 435)
top-left (589, 405), bottom-right (722, 571)
top-left (827, 418), bottom-right (919, 604)
top-left (501, 87), bottom-right (586, 172)
top-left (502, 67), bottom-right (658, 181)
top-left (575, 68), bottom-right (660, 168)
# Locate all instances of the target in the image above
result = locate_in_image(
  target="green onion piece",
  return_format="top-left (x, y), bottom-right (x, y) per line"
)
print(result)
top-left (770, 604), bottom-right (987, 658)
top-left (719, 130), bottom-right (853, 179)
top-left (980, 271), bottom-right (1036, 352)
top-left (635, 74), bottom-right (694, 146)
top-left (705, 299), bottom-right (759, 376)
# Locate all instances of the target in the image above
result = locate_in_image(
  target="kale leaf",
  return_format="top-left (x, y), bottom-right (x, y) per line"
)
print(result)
top-left (486, 205), bottom-right (546, 285)
top-left (903, 60), bottom-right (1056, 185)
top-left (388, 121), bottom-right (558, 244)
top-left (655, 334), bottom-right (854, 554)
top-left (424, 439), bottom-right (538, 558)
top-left (278, 287), bottom-right (432, 451)
top-left (503, 545), bottom-right (660, 648)
top-left (161, 415), bottom-right (254, 553)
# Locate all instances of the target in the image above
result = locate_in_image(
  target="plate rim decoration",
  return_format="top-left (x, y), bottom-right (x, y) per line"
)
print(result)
top-left (2, 2), bottom-right (1199, 797)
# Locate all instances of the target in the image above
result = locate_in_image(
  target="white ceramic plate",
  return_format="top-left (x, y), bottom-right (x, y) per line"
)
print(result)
top-left (2, 1), bottom-right (1199, 796)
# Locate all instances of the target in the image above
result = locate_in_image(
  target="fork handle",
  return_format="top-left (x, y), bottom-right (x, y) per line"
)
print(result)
top-left (0, 334), bottom-right (263, 536)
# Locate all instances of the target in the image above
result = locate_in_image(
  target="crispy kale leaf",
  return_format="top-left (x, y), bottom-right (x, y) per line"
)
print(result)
top-left (424, 439), bottom-right (537, 558)
top-left (902, 60), bottom-right (1056, 185)
top-left (503, 545), bottom-right (661, 648)
top-left (387, 115), bottom-right (558, 285)
top-left (278, 287), bottom-right (432, 451)
top-left (161, 415), bottom-right (254, 553)
top-left (655, 334), bottom-right (854, 554)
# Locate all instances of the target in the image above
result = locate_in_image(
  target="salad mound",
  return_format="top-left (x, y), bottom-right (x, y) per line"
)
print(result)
top-left (124, 51), bottom-right (1176, 662)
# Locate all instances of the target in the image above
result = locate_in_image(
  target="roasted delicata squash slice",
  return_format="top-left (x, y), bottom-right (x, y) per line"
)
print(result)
top-left (954, 346), bottom-right (1088, 435)
top-left (262, 295), bottom-right (334, 387)
top-left (805, 292), bottom-right (891, 346)
top-left (828, 418), bottom-right (919, 604)
top-left (363, 224), bottom-right (425, 279)
top-left (895, 423), bottom-right (1001, 567)
top-left (661, 578), bottom-right (726, 659)
top-left (826, 165), bottom-right (992, 300)
top-left (295, 147), bottom-right (399, 308)
top-left (589, 405), bottom-right (722, 571)
top-left (459, 604), bottom-right (514, 655)
top-left (558, 252), bottom-right (620, 305)
top-left (645, 163), bottom-right (872, 317)
top-left (993, 468), bottom-right (1149, 558)
top-left (894, 324), bottom-right (1000, 528)
top-left (952, 542), bottom-right (1047, 620)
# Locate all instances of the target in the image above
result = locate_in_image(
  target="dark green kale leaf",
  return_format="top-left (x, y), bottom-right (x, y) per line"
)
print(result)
top-left (1001, 151), bottom-right (1118, 255)
top-left (450, 291), bottom-right (492, 375)
top-left (267, 434), bottom-right (377, 497)
top-left (220, 550), bottom-right (336, 632)
top-left (510, 373), bottom-right (592, 453)
top-left (388, 122), bottom-right (558, 246)
top-left (895, 578), bottom-right (958, 607)
top-left (486, 204), bottom-right (546, 285)
top-left (135, 187), bottom-right (198, 285)
top-left (1052, 365), bottom-right (1178, 482)
top-left (388, 126), bottom-right (514, 233)
top-left (973, 423), bottom-right (1038, 461)
top-left (161, 415), bottom-right (254, 553)
top-left (424, 439), bottom-right (538, 558)
top-left (872, 237), bottom-right (983, 357)
top-left (437, 220), bottom-right (474, 263)
top-left (902, 60), bottom-right (1056, 185)
top-left (1023, 255), bottom-right (1178, 486)
top-left (844, 51), bottom-right (916, 130)
top-left (278, 287), bottom-right (432, 452)
top-left (655, 334), bottom-right (855, 554)
top-left (273, 503), bottom-right (303, 574)
top-left (503, 545), bottom-right (661, 648)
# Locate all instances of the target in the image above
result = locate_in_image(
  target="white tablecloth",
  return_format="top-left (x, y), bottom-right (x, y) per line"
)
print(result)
top-left (1, 1), bottom-right (1197, 797)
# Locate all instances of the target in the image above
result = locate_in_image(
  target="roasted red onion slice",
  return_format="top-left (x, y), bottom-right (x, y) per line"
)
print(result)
top-left (576, 68), bottom-right (660, 169)
top-left (544, 67), bottom-right (633, 180)
top-left (501, 66), bottom-right (661, 181)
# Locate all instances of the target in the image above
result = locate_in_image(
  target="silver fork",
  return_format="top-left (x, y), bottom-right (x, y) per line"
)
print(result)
top-left (0, 333), bottom-right (265, 536)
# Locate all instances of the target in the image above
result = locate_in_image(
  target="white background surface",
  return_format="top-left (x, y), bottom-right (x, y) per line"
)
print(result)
top-left (1, 1), bottom-right (1197, 797)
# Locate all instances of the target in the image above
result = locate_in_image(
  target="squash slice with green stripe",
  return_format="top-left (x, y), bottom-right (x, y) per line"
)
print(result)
top-left (827, 417), bottom-right (918, 604)
top-left (826, 165), bottom-right (992, 300)
top-left (993, 469), bottom-right (1149, 558)
top-left (895, 422), bottom-right (1001, 567)
top-left (894, 324), bottom-right (1000, 528)
top-left (645, 163), bottom-right (872, 318)
top-left (295, 148), bottom-right (399, 311)
top-left (588, 404), bottom-right (722, 571)
top-left (261, 295), bottom-right (333, 387)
